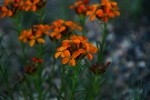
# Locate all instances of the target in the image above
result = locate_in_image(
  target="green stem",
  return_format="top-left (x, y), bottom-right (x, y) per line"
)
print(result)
top-left (20, 43), bottom-right (27, 64)
top-left (31, 65), bottom-right (43, 100)
top-left (33, 44), bottom-right (44, 100)
top-left (35, 71), bottom-right (43, 100)
top-left (79, 15), bottom-right (86, 36)
top-left (90, 75), bottom-right (102, 100)
top-left (37, 44), bottom-right (43, 58)
top-left (98, 22), bottom-right (108, 63)
top-left (36, 7), bottom-right (46, 24)
top-left (0, 66), bottom-right (13, 100)
top-left (21, 80), bottom-right (34, 100)
top-left (96, 19), bottom-right (104, 30)
top-left (12, 12), bottom-right (28, 64)
top-left (101, 23), bottom-right (108, 51)
top-left (69, 66), bottom-right (78, 100)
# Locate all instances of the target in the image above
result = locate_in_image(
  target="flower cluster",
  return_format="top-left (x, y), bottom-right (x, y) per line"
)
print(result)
top-left (0, 0), bottom-right (47, 18)
top-left (24, 57), bottom-right (43, 74)
top-left (0, 0), bottom-right (13, 18)
top-left (19, 24), bottom-right (50, 47)
top-left (86, 0), bottom-right (120, 22)
top-left (70, 0), bottom-right (90, 15)
top-left (55, 35), bottom-right (98, 66)
top-left (32, 57), bottom-right (43, 64)
top-left (49, 19), bottom-right (82, 40)
top-left (90, 61), bottom-right (110, 75)
top-left (71, 0), bottom-right (120, 22)
top-left (18, 19), bottom-right (83, 46)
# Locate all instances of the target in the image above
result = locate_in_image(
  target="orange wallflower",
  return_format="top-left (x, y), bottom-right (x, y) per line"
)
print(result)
top-left (55, 35), bottom-right (98, 66)
top-left (86, 0), bottom-right (120, 22)
top-left (49, 19), bottom-right (66, 40)
top-left (19, 24), bottom-right (50, 47)
top-left (99, 0), bottom-right (120, 22)
top-left (4, 0), bottom-right (14, 5)
top-left (28, 30), bottom-right (45, 47)
top-left (0, 0), bottom-right (47, 18)
top-left (33, 24), bottom-right (50, 35)
top-left (19, 29), bottom-right (32, 43)
top-left (22, 0), bottom-right (39, 11)
top-left (86, 4), bottom-right (99, 21)
top-left (0, 6), bottom-right (13, 18)
top-left (70, 0), bottom-right (90, 15)
top-left (49, 19), bottom-right (82, 40)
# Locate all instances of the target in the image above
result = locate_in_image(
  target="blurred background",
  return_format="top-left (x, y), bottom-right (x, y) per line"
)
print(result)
top-left (0, 0), bottom-right (150, 99)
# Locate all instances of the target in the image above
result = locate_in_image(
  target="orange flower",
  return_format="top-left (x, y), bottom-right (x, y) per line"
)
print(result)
top-left (33, 24), bottom-right (51, 35)
top-left (49, 19), bottom-right (82, 40)
top-left (86, 0), bottom-right (120, 22)
top-left (62, 56), bottom-right (76, 66)
top-left (96, 9), bottom-right (104, 18)
top-left (85, 43), bottom-right (98, 60)
top-left (55, 35), bottom-right (98, 66)
top-left (0, 0), bottom-right (48, 18)
top-left (70, 0), bottom-right (90, 15)
top-left (4, 0), bottom-right (13, 5)
top-left (0, 6), bottom-right (13, 18)
top-left (23, 0), bottom-right (39, 11)
top-left (55, 47), bottom-right (69, 58)
top-left (0, 0), bottom-right (47, 18)
top-left (28, 30), bottom-right (45, 47)
top-left (19, 29), bottom-right (32, 43)
top-left (19, 24), bottom-right (50, 47)
top-left (12, 0), bottom-right (26, 10)
top-left (86, 4), bottom-right (99, 21)
top-left (49, 19), bottom-right (66, 39)
top-left (99, 0), bottom-right (120, 22)
top-left (50, 26), bottom-right (66, 40)
top-left (55, 46), bottom-right (77, 66)
top-left (60, 50), bottom-right (74, 66)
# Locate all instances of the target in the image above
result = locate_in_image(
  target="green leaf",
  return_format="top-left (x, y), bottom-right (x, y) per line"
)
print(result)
top-left (73, 89), bottom-right (85, 94)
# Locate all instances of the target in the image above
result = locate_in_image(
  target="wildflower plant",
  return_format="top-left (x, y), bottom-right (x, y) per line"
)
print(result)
top-left (0, 0), bottom-right (120, 99)
top-left (55, 35), bottom-right (98, 66)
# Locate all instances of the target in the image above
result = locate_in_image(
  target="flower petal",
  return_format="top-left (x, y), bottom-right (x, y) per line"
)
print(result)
top-left (60, 26), bottom-right (66, 32)
top-left (29, 40), bottom-right (35, 47)
top-left (69, 58), bottom-right (76, 66)
top-left (96, 9), bottom-right (104, 17)
top-left (72, 51), bottom-right (80, 58)
top-left (79, 49), bottom-right (86, 54)
top-left (55, 52), bottom-right (62, 58)
top-left (63, 50), bottom-right (70, 57)
top-left (89, 46), bottom-right (98, 53)
top-left (90, 15), bottom-right (96, 21)
top-left (37, 38), bottom-right (45, 43)
top-left (62, 58), bottom-right (69, 64)
top-left (31, 6), bottom-right (36, 11)
top-left (56, 33), bottom-right (61, 39)
top-left (57, 47), bottom-right (67, 51)
top-left (87, 53), bottom-right (93, 60)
